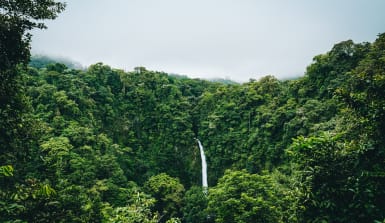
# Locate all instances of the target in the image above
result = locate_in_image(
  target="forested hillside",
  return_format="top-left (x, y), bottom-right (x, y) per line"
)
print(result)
top-left (1, 1), bottom-right (385, 222)
top-left (1, 33), bottom-right (384, 222)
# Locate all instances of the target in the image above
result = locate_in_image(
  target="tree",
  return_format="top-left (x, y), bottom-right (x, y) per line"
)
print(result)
top-left (287, 134), bottom-right (350, 222)
top-left (0, 1), bottom-right (65, 221)
top-left (207, 169), bottom-right (282, 223)
top-left (0, 0), bottom-right (66, 166)
top-left (182, 186), bottom-right (211, 223)
top-left (339, 33), bottom-right (385, 143)
top-left (144, 173), bottom-right (185, 222)
top-left (102, 192), bottom-right (160, 223)
top-left (0, 0), bottom-right (65, 69)
top-left (288, 131), bottom-right (385, 222)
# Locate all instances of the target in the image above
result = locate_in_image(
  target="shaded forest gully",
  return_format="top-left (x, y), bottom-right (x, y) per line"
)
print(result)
top-left (1, 1), bottom-right (385, 222)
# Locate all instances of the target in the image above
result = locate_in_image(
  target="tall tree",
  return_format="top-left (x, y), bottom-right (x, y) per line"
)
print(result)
top-left (207, 170), bottom-right (283, 223)
top-left (0, 0), bottom-right (66, 166)
top-left (0, 0), bottom-right (66, 69)
top-left (0, 1), bottom-right (65, 221)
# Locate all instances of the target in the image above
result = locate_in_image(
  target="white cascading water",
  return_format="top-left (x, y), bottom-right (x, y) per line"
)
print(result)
top-left (196, 139), bottom-right (208, 190)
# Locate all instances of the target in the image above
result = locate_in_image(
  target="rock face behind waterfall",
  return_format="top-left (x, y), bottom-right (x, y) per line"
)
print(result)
top-left (196, 139), bottom-right (208, 189)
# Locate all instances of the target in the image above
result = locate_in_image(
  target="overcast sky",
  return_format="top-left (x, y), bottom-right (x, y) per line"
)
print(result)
top-left (31, 0), bottom-right (385, 82)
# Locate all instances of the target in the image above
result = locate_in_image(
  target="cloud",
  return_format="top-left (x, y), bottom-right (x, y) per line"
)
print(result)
top-left (31, 0), bottom-right (385, 82)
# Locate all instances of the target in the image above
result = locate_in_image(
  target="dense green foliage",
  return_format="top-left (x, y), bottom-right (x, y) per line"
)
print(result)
top-left (0, 1), bottom-right (65, 222)
top-left (1, 2), bottom-right (385, 222)
top-left (207, 170), bottom-right (282, 223)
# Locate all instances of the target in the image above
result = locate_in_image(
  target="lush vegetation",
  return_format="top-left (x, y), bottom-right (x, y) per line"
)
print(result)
top-left (1, 1), bottom-right (385, 222)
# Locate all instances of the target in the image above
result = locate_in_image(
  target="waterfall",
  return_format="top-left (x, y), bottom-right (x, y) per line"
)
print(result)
top-left (196, 139), bottom-right (208, 190)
